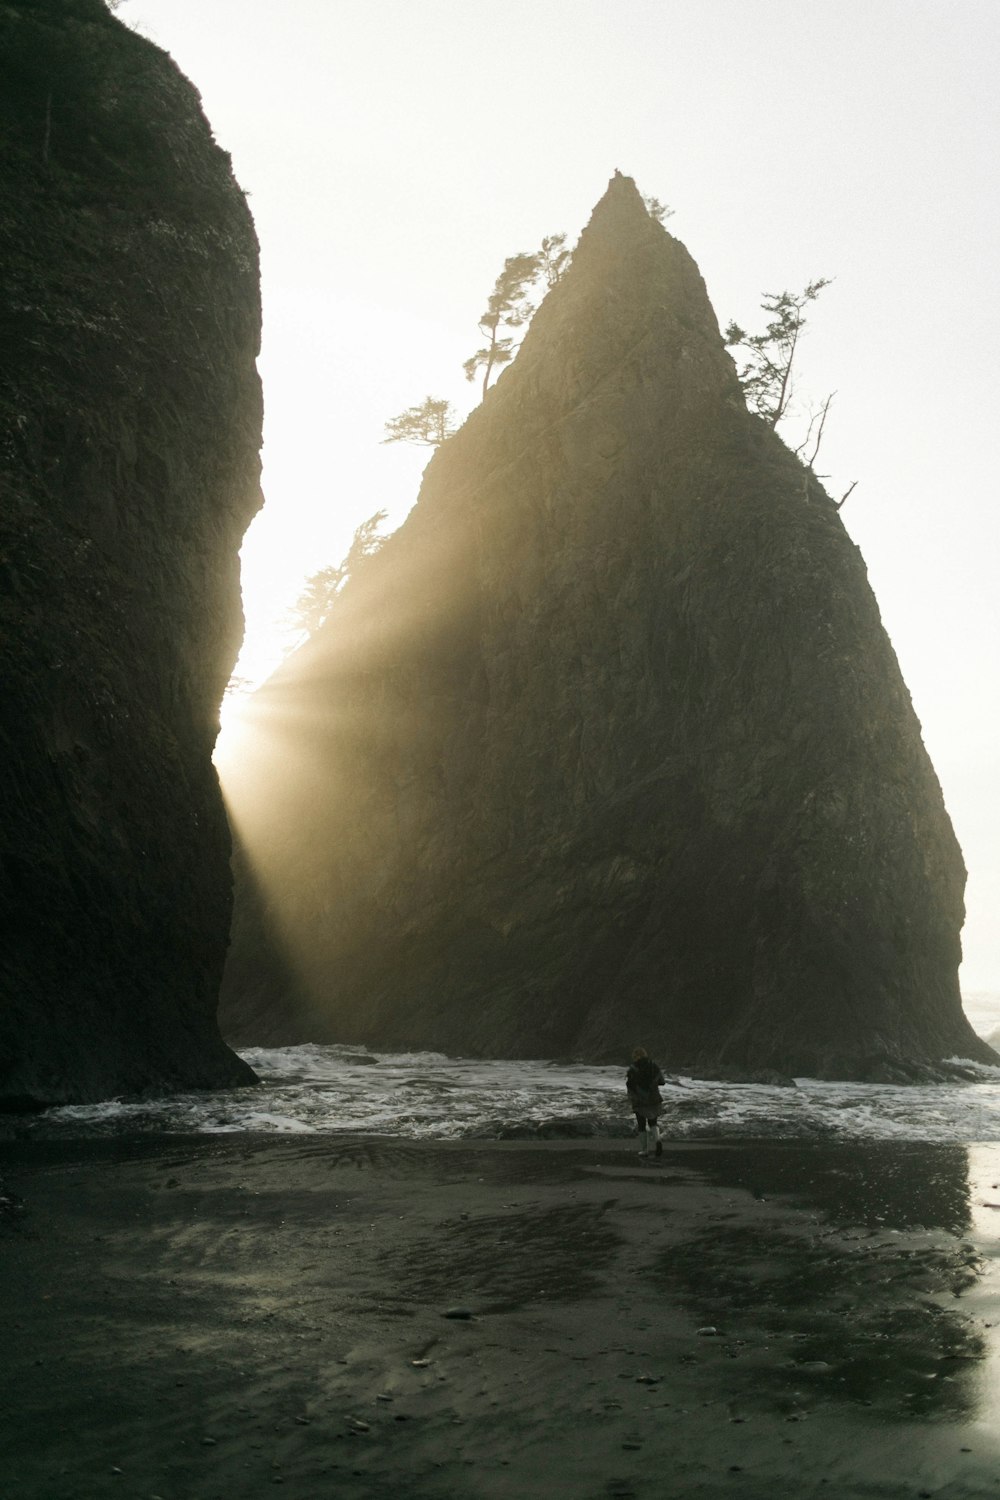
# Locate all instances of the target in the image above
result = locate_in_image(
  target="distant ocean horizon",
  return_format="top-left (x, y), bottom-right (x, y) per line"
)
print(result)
top-left (964, 990), bottom-right (1000, 1045)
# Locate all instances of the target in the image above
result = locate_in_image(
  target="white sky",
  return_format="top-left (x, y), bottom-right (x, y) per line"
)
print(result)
top-left (119, 0), bottom-right (998, 994)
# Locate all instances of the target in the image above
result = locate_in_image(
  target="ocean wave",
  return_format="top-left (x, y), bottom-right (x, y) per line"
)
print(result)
top-left (10, 1046), bottom-right (1000, 1144)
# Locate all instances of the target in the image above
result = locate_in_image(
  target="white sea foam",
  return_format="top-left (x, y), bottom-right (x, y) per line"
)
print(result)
top-left (965, 989), bottom-right (1000, 1044)
top-left (17, 1042), bottom-right (1000, 1144)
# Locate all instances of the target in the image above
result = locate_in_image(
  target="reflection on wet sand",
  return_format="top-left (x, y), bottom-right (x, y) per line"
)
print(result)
top-left (689, 1140), bottom-right (973, 1233)
top-left (654, 1142), bottom-right (987, 1421)
top-left (4, 1135), bottom-right (1000, 1498)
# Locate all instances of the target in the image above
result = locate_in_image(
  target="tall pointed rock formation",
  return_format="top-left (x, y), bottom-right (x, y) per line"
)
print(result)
top-left (1, 0), bottom-right (261, 1106)
top-left (221, 174), bottom-right (988, 1078)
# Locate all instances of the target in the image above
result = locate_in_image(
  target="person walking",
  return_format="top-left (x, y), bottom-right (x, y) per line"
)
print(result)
top-left (626, 1047), bottom-right (665, 1158)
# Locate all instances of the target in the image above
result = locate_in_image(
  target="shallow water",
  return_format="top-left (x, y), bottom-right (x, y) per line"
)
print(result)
top-left (15, 1042), bottom-right (1000, 1143)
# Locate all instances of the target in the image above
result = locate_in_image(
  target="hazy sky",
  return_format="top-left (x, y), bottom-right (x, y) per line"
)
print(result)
top-left (119, 0), bottom-right (998, 994)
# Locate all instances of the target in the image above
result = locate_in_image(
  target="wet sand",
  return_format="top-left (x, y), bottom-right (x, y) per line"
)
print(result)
top-left (3, 1133), bottom-right (1000, 1498)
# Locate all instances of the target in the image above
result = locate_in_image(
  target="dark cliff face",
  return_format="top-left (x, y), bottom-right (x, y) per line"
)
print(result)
top-left (0, 0), bottom-right (262, 1105)
top-left (221, 173), bottom-right (989, 1078)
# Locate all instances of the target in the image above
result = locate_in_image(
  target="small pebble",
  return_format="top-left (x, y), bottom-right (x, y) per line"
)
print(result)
top-left (411, 1358), bottom-right (431, 1368)
top-left (201, 1437), bottom-right (217, 1447)
top-left (442, 1307), bottom-right (474, 1320)
top-left (697, 1326), bottom-right (719, 1337)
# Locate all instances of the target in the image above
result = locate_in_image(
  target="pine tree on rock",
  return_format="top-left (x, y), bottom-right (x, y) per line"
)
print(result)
top-left (724, 279), bottom-right (831, 429)
top-left (288, 510), bottom-right (388, 637)
top-left (463, 251), bottom-right (541, 399)
top-left (382, 397), bottom-right (456, 448)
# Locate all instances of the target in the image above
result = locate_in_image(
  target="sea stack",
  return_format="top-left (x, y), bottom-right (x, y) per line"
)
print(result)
top-left (0, 0), bottom-right (262, 1105)
top-left (221, 172), bottom-right (989, 1079)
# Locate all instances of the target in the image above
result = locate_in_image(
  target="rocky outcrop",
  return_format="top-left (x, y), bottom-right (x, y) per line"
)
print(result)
top-left (221, 173), bottom-right (991, 1078)
top-left (0, 0), bottom-right (262, 1106)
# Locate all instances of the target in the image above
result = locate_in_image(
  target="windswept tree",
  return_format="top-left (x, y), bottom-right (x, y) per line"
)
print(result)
top-left (724, 278), bottom-right (831, 430)
top-left (643, 195), bottom-right (674, 224)
top-left (463, 251), bottom-right (541, 399)
top-left (382, 396), bottom-right (456, 448)
top-left (726, 278), bottom-right (855, 504)
top-left (288, 563), bottom-right (345, 638)
top-left (288, 509), bottom-right (389, 638)
top-left (537, 232), bottom-right (571, 287)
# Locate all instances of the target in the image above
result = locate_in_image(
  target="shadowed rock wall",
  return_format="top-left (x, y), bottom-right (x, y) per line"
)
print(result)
top-left (1, 0), bottom-right (262, 1105)
top-left (221, 173), bottom-right (989, 1078)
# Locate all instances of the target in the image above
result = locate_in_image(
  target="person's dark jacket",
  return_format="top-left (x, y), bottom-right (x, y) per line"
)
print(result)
top-left (626, 1056), bottom-right (666, 1117)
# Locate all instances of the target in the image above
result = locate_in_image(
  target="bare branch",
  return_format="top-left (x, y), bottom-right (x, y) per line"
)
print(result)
top-left (805, 392), bottom-right (835, 468)
top-left (794, 392), bottom-right (836, 466)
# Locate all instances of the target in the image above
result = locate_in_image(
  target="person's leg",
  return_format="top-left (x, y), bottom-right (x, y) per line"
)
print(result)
top-left (649, 1116), bottom-right (662, 1156)
top-left (636, 1113), bottom-right (649, 1153)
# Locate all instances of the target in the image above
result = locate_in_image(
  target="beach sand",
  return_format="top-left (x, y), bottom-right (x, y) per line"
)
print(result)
top-left (3, 1133), bottom-right (1000, 1498)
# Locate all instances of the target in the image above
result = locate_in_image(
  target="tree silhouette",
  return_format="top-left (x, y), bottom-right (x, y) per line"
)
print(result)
top-left (725, 279), bottom-right (857, 503)
top-left (463, 251), bottom-right (541, 399)
top-left (643, 196), bottom-right (674, 224)
top-left (288, 510), bottom-right (389, 637)
top-left (382, 396), bottom-right (456, 448)
top-left (724, 279), bottom-right (831, 430)
top-left (537, 233), bottom-right (571, 287)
